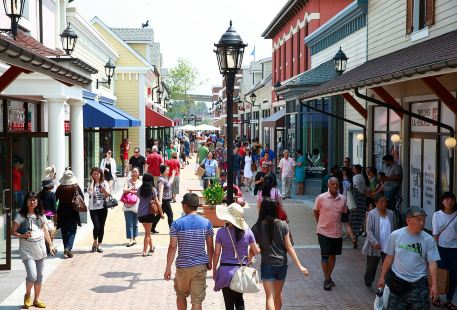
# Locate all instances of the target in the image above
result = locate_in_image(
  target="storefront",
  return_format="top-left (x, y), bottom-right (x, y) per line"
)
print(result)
top-left (145, 106), bottom-right (174, 153)
top-left (83, 91), bottom-right (140, 186)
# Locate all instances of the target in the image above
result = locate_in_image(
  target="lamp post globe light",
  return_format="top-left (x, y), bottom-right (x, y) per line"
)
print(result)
top-left (60, 22), bottom-right (78, 56)
top-left (2, 0), bottom-right (25, 38)
top-left (214, 20), bottom-right (246, 204)
top-left (333, 47), bottom-right (348, 76)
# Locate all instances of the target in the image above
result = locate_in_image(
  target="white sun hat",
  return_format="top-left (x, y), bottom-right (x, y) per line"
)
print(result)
top-left (216, 203), bottom-right (248, 230)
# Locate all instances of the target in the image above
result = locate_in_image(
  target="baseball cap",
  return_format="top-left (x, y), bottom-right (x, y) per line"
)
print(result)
top-left (181, 193), bottom-right (199, 207)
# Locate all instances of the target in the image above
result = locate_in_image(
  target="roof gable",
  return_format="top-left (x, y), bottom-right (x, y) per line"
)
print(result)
top-left (111, 28), bottom-right (154, 42)
top-left (91, 17), bottom-right (153, 69)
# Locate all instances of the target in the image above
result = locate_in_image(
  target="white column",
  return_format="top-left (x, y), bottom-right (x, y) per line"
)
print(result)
top-left (138, 74), bottom-right (146, 152)
top-left (69, 99), bottom-right (85, 190)
top-left (47, 98), bottom-right (66, 181)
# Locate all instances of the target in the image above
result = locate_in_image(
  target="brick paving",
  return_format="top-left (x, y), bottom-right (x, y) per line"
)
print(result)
top-left (3, 159), bottom-right (445, 309)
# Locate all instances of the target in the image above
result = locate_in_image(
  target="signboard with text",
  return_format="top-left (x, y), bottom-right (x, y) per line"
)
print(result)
top-left (411, 101), bottom-right (438, 132)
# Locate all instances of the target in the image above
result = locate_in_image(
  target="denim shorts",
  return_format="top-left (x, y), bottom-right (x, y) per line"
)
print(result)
top-left (261, 263), bottom-right (288, 281)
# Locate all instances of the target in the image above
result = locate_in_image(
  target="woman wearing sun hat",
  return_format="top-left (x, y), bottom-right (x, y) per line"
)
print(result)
top-left (55, 169), bottom-right (84, 258)
top-left (213, 203), bottom-right (260, 310)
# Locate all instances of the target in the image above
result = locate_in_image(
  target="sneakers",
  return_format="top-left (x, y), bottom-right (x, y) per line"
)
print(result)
top-left (329, 278), bottom-right (336, 287)
top-left (323, 280), bottom-right (332, 291)
top-left (24, 294), bottom-right (32, 309)
top-left (96, 247), bottom-right (103, 253)
top-left (64, 249), bottom-right (73, 258)
top-left (33, 300), bottom-right (47, 308)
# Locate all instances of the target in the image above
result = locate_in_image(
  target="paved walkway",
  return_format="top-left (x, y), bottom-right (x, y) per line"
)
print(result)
top-left (1, 159), bottom-right (446, 309)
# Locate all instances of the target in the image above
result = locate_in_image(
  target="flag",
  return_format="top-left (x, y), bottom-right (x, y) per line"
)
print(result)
top-left (250, 46), bottom-right (256, 58)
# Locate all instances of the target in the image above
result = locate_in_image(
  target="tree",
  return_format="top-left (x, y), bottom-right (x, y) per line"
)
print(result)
top-left (167, 59), bottom-right (203, 118)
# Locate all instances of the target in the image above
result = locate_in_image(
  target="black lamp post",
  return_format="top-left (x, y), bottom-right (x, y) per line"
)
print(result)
top-left (191, 113), bottom-right (196, 126)
top-left (250, 92), bottom-right (260, 140)
top-left (1, 0), bottom-right (25, 39)
top-left (96, 59), bottom-right (116, 89)
top-left (214, 20), bottom-right (246, 204)
top-left (157, 89), bottom-right (163, 104)
top-left (60, 22), bottom-right (78, 55)
top-left (333, 47), bottom-right (348, 76)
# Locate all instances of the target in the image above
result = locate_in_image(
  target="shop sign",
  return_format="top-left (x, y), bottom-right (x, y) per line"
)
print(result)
top-left (8, 107), bottom-right (25, 131)
top-left (411, 101), bottom-right (438, 132)
top-left (422, 139), bottom-right (436, 230)
top-left (64, 121), bottom-right (71, 133)
top-left (409, 139), bottom-right (422, 208)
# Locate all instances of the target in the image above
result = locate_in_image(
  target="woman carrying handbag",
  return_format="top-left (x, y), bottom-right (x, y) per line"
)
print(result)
top-left (121, 167), bottom-right (142, 247)
top-left (87, 167), bottom-right (110, 253)
top-left (213, 203), bottom-right (260, 310)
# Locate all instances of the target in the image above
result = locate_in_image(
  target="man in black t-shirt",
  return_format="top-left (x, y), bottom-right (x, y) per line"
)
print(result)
top-left (254, 162), bottom-right (278, 195)
top-left (129, 147), bottom-right (146, 175)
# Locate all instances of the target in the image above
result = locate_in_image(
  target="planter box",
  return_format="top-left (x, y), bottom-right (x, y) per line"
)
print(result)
top-left (202, 204), bottom-right (226, 227)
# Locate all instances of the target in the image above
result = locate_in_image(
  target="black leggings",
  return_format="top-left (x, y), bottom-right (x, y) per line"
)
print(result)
top-left (89, 208), bottom-right (108, 243)
top-left (152, 199), bottom-right (173, 229)
top-left (222, 287), bottom-right (244, 310)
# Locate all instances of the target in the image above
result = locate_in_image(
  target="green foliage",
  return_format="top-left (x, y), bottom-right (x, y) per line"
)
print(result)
top-left (168, 59), bottom-right (201, 100)
top-left (202, 181), bottom-right (224, 206)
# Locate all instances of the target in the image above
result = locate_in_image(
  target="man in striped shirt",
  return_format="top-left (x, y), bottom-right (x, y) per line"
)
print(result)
top-left (164, 193), bottom-right (214, 310)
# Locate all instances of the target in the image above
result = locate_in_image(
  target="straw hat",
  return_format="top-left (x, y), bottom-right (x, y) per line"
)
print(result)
top-left (59, 170), bottom-right (78, 186)
top-left (216, 203), bottom-right (248, 230)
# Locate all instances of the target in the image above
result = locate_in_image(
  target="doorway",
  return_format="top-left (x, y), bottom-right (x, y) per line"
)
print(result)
top-left (0, 137), bottom-right (11, 270)
top-left (409, 138), bottom-right (438, 230)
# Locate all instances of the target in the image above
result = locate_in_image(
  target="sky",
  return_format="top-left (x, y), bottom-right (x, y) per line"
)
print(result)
top-left (72, 0), bottom-right (286, 95)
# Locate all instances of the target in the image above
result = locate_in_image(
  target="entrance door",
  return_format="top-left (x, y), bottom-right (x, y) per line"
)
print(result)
top-left (0, 138), bottom-right (12, 270)
top-left (409, 138), bottom-right (437, 230)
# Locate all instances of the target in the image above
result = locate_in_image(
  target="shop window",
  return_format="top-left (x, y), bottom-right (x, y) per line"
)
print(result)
top-left (406, 0), bottom-right (435, 34)
top-left (372, 106), bottom-right (400, 171)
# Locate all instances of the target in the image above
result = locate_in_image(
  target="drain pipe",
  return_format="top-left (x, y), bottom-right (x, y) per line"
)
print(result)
top-left (354, 88), bottom-right (454, 190)
top-left (300, 99), bottom-right (367, 168)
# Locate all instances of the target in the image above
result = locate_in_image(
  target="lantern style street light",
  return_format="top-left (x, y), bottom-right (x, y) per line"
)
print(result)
top-left (333, 47), bottom-right (348, 76)
top-left (96, 58), bottom-right (116, 89)
top-left (157, 89), bottom-right (163, 103)
top-left (60, 22), bottom-right (78, 55)
top-left (214, 20), bottom-right (246, 204)
top-left (1, 0), bottom-right (26, 39)
top-left (249, 92), bottom-right (257, 105)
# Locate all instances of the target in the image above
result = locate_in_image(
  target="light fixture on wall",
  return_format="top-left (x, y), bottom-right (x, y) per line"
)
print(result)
top-left (391, 134), bottom-right (401, 144)
top-left (96, 59), bottom-right (116, 89)
top-left (333, 47), bottom-right (348, 76)
top-left (445, 136), bottom-right (457, 149)
top-left (0, 0), bottom-right (26, 39)
top-left (60, 22), bottom-right (78, 55)
top-left (356, 133), bottom-right (364, 141)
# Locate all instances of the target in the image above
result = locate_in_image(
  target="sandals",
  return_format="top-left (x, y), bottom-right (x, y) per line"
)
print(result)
top-left (445, 301), bottom-right (457, 310)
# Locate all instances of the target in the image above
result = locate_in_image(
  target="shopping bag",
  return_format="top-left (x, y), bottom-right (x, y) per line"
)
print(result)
top-left (346, 189), bottom-right (357, 210)
top-left (196, 165), bottom-right (205, 177)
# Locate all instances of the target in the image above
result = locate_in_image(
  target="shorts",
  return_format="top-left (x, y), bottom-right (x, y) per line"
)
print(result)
top-left (174, 264), bottom-right (207, 304)
top-left (138, 214), bottom-right (155, 223)
top-left (260, 263), bottom-right (288, 281)
top-left (318, 234), bottom-right (343, 255)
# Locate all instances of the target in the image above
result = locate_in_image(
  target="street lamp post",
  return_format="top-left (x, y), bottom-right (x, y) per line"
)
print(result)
top-left (214, 21), bottom-right (246, 205)
top-left (249, 92), bottom-right (258, 140)
top-left (191, 114), bottom-right (197, 126)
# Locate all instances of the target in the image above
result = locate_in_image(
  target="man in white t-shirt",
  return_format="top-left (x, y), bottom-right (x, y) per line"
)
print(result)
top-left (378, 207), bottom-right (440, 309)
top-left (278, 150), bottom-right (295, 199)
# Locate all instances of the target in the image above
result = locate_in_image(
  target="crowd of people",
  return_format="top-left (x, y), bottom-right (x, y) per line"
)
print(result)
top-left (10, 130), bottom-right (457, 310)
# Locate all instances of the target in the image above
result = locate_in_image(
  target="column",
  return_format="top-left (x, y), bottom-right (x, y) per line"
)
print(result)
top-left (69, 99), bottom-right (84, 190)
top-left (46, 98), bottom-right (66, 181)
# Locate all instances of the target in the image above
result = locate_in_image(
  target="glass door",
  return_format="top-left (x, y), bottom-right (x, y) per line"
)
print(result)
top-left (0, 138), bottom-right (11, 270)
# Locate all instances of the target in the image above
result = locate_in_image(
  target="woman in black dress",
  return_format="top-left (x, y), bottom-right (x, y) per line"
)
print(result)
top-left (100, 149), bottom-right (117, 190)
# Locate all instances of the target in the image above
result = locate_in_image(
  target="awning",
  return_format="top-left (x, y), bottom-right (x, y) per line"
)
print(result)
top-left (262, 109), bottom-right (286, 127)
top-left (145, 107), bottom-right (174, 127)
top-left (99, 102), bottom-right (141, 127)
top-left (83, 99), bottom-right (130, 128)
top-left (300, 29), bottom-right (457, 100)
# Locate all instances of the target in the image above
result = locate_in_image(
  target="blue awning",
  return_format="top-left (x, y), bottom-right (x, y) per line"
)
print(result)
top-left (99, 102), bottom-right (141, 127)
top-left (83, 99), bottom-right (130, 128)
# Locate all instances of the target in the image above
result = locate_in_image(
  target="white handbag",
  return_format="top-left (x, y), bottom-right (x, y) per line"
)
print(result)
top-left (226, 228), bottom-right (260, 294)
top-left (346, 187), bottom-right (357, 210)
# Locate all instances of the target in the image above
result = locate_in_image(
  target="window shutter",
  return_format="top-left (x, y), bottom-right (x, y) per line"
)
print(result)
top-left (406, 0), bottom-right (414, 34)
top-left (426, 0), bottom-right (435, 26)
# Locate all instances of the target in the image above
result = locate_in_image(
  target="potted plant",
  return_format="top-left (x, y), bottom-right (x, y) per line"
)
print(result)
top-left (202, 180), bottom-right (226, 227)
